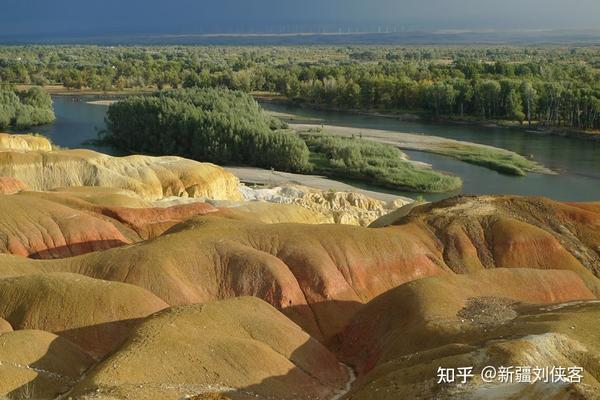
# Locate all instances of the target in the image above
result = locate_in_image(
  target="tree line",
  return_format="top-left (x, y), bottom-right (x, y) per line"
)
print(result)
top-left (1, 46), bottom-right (599, 130)
top-left (102, 88), bottom-right (311, 172)
top-left (103, 87), bottom-right (463, 193)
top-left (0, 86), bottom-right (55, 130)
top-left (249, 60), bottom-right (599, 130)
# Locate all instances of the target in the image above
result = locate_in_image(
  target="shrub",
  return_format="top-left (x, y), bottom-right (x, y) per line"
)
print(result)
top-left (303, 133), bottom-right (462, 193)
top-left (0, 87), bottom-right (55, 129)
top-left (102, 88), bottom-right (311, 172)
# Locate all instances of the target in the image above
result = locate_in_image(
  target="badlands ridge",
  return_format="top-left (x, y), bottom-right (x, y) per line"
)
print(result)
top-left (0, 133), bottom-right (599, 399)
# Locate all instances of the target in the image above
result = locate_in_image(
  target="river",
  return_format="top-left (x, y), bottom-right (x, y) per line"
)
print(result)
top-left (35, 95), bottom-right (600, 202)
top-left (35, 95), bottom-right (117, 155)
top-left (262, 103), bottom-right (600, 202)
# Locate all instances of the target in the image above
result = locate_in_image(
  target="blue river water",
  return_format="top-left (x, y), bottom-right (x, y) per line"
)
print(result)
top-left (35, 96), bottom-right (600, 202)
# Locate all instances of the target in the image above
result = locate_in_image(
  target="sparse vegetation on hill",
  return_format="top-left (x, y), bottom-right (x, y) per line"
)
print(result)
top-left (0, 86), bottom-right (55, 129)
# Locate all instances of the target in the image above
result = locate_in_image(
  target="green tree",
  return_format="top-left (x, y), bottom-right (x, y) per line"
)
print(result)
top-left (520, 81), bottom-right (538, 126)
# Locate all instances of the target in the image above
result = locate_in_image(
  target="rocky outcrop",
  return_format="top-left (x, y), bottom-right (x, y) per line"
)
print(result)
top-left (0, 330), bottom-right (94, 399)
top-left (297, 190), bottom-right (408, 226)
top-left (0, 192), bottom-right (598, 399)
top-left (337, 270), bottom-right (600, 399)
top-left (0, 148), bottom-right (242, 201)
top-left (11, 217), bottom-right (442, 342)
top-left (0, 176), bottom-right (27, 194)
top-left (43, 186), bottom-right (153, 208)
top-left (96, 202), bottom-right (220, 239)
top-left (0, 194), bottom-right (134, 258)
top-left (368, 201), bottom-right (425, 228)
top-left (241, 184), bottom-right (410, 226)
top-left (0, 189), bottom-right (337, 259)
top-left (4, 135), bottom-right (600, 399)
top-left (338, 269), bottom-right (595, 375)
top-left (212, 200), bottom-right (331, 224)
top-left (374, 195), bottom-right (600, 294)
top-left (1, 195), bottom-right (599, 345)
top-left (0, 317), bottom-right (12, 333)
top-left (71, 297), bottom-right (350, 400)
top-left (0, 273), bottom-right (168, 359)
top-left (0, 133), bottom-right (53, 152)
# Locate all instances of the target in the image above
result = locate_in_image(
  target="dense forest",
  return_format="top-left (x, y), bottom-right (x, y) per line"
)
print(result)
top-left (1, 46), bottom-right (599, 130)
top-left (0, 86), bottom-right (55, 129)
top-left (103, 88), bottom-right (311, 172)
top-left (103, 88), bottom-right (459, 192)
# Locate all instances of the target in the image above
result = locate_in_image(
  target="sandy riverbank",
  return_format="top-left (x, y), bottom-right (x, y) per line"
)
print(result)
top-left (86, 100), bottom-right (118, 106)
top-left (257, 95), bottom-right (600, 142)
top-left (225, 166), bottom-right (413, 203)
top-left (288, 122), bottom-right (554, 176)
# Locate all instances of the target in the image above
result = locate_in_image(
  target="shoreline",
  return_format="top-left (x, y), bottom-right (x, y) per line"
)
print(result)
top-left (31, 87), bottom-right (600, 142)
top-left (282, 120), bottom-right (554, 177)
top-left (50, 89), bottom-right (555, 178)
top-left (224, 166), bottom-right (414, 203)
top-left (86, 100), bottom-right (119, 106)
top-left (16, 84), bottom-right (155, 97)
top-left (255, 94), bottom-right (600, 142)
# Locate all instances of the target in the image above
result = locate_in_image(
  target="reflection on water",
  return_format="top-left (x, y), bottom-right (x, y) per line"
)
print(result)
top-left (32, 96), bottom-right (600, 202)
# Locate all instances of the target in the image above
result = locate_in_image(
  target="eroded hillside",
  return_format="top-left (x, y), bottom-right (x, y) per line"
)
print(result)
top-left (1, 136), bottom-right (600, 399)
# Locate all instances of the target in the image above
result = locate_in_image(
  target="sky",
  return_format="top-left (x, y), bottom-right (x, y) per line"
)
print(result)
top-left (1, 0), bottom-right (599, 39)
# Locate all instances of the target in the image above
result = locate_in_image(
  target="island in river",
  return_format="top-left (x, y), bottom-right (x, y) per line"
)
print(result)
top-left (23, 95), bottom-right (600, 202)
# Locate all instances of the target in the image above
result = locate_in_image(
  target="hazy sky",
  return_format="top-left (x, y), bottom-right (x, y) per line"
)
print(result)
top-left (1, 0), bottom-right (599, 37)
